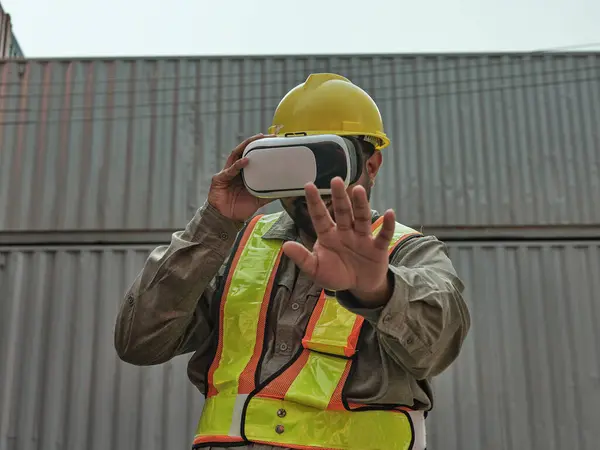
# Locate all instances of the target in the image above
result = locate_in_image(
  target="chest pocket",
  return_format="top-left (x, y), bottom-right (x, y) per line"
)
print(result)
top-left (267, 261), bottom-right (322, 352)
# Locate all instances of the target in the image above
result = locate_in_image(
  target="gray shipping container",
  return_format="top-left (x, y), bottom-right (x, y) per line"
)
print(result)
top-left (1, 241), bottom-right (599, 450)
top-left (1, 53), bottom-right (599, 232)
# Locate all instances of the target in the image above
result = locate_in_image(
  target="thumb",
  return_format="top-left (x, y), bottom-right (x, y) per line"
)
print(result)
top-left (282, 241), bottom-right (318, 277)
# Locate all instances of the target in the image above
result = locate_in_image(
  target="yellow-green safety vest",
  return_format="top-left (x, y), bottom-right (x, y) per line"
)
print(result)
top-left (193, 212), bottom-right (427, 450)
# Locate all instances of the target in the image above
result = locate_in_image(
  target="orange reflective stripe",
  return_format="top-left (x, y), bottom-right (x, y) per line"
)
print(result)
top-left (194, 434), bottom-right (243, 445)
top-left (302, 291), bottom-right (325, 348)
top-left (346, 312), bottom-right (364, 354)
top-left (372, 215), bottom-right (385, 229)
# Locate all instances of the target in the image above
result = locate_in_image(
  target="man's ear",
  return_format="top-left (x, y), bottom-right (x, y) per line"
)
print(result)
top-left (365, 151), bottom-right (383, 180)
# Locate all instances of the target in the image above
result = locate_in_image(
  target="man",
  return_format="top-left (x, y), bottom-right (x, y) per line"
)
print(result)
top-left (114, 73), bottom-right (470, 450)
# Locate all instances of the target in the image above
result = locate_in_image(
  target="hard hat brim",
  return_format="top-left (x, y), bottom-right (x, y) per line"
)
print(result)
top-left (266, 128), bottom-right (390, 150)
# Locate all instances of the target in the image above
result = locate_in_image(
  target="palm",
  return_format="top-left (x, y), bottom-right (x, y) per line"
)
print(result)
top-left (283, 178), bottom-right (395, 294)
top-left (304, 232), bottom-right (385, 291)
top-left (217, 184), bottom-right (269, 222)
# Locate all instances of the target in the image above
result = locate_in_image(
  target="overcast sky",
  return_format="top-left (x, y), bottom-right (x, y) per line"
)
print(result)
top-left (3, 0), bottom-right (600, 57)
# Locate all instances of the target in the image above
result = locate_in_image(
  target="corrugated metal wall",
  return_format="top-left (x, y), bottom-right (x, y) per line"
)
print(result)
top-left (1, 54), bottom-right (599, 231)
top-left (0, 246), bottom-right (202, 450)
top-left (1, 242), bottom-right (599, 450)
top-left (1, 53), bottom-right (599, 450)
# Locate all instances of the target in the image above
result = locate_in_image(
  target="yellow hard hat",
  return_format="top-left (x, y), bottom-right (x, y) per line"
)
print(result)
top-left (267, 73), bottom-right (390, 150)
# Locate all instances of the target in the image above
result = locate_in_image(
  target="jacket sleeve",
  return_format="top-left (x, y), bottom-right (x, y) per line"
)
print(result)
top-left (114, 202), bottom-right (245, 366)
top-left (336, 235), bottom-right (471, 379)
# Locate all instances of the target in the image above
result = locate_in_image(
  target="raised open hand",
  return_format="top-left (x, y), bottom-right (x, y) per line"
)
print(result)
top-left (282, 177), bottom-right (396, 299)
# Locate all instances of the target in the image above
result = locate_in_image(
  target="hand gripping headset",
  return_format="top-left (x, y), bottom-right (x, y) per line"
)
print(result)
top-left (241, 134), bottom-right (365, 198)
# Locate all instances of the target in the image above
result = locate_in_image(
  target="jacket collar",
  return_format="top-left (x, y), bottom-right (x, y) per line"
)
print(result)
top-left (260, 210), bottom-right (300, 242)
top-left (260, 209), bottom-right (380, 242)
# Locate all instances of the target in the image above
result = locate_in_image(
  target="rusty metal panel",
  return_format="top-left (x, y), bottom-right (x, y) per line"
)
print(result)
top-left (0, 54), bottom-right (599, 231)
top-left (1, 241), bottom-right (599, 450)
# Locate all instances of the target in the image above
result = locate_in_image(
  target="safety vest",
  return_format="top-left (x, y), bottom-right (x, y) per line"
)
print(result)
top-left (193, 212), bottom-right (427, 450)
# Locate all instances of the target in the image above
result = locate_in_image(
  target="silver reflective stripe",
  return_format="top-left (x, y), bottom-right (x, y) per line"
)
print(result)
top-left (228, 394), bottom-right (248, 437)
top-left (409, 410), bottom-right (426, 450)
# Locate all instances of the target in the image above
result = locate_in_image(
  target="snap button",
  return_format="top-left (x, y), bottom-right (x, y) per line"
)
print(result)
top-left (275, 424), bottom-right (285, 434)
top-left (277, 408), bottom-right (286, 418)
top-left (291, 303), bottom-right (300, 311)
top-left (219, 231), bottom-right (229, 241)
top-left (127, 295), bottom-right (134, 307)
top-left (279, 343), bottom-right (288, 351)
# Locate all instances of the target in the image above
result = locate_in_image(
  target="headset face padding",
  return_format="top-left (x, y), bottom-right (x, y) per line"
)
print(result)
top-left (342, 136), bottom-right (364, 185)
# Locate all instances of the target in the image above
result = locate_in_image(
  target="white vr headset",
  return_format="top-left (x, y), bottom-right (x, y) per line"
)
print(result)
top-left (241, 134), bottom-right (365, 198)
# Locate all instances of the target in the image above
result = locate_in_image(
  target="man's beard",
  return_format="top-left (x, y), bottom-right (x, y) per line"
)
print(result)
top-left (283, 180), bottom-right (372, 240)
